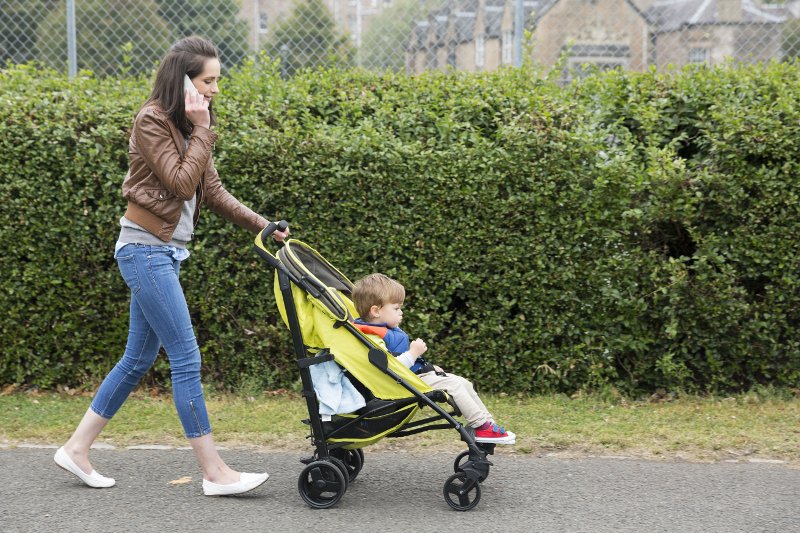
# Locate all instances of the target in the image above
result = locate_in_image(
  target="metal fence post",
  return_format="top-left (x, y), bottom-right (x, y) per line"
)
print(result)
top-left (513, 0), bottom-right (524, 68)
top-left (253, 0), bottom-right (260, 59)
top-left (280, 44), bottom-right (289, 79)
top-left (66, 0), bottom-right (78, 78)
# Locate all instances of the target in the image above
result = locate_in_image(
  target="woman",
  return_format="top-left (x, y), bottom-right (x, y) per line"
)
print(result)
top-left (54, 36), bottom-right (288, 496)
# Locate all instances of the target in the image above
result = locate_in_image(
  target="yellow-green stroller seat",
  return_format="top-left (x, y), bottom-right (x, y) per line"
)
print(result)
top-left (255, 223), bottom-right (494, 511)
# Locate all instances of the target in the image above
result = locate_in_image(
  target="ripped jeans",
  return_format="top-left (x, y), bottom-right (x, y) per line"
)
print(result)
top-left (91, 244), bottom-right (211, 438)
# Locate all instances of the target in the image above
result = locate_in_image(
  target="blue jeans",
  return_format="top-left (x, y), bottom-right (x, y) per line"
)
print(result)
top-left (91, 244), bottom-right (211, 438)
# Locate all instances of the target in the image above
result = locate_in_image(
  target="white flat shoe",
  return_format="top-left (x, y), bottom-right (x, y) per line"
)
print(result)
top-left (203, 472), bottom-right (269, 496)
top-left (54, 447), bottom-right (115, 488)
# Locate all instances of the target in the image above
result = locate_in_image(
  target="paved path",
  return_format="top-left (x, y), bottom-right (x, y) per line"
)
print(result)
top-left (1, 447), bottom-right (798, 532)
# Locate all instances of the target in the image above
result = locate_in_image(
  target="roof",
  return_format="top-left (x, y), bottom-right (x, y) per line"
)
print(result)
top-left (645, 0), bottom-right (789, 32)
top-left (527, 0), bottom-right (570, 23)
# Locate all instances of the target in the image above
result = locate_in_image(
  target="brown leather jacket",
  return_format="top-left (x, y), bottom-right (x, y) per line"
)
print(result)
top-left (122, 104), bottom-right (267, 242)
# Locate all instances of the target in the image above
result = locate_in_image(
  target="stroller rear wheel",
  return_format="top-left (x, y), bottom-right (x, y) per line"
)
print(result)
top-left (328, 457), bottom-right (350, 489)
top-left (298, 460), bottom-right (347, 509)
top-left (443, 472), bottom-right (482, 511)
top-left (329, 448), bottom-right (364, 482)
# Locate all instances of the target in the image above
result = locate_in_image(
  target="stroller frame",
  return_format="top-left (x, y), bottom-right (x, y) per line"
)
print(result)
top-left (255, 224), bottom-right (494, 510)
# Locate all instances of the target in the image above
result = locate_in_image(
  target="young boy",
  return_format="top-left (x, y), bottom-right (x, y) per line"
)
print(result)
top-left (351, 273), bottom-right (515, 444)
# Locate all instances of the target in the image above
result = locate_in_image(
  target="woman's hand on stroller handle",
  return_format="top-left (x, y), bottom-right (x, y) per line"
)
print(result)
top-left (262, 220), bottom-right (290, 243)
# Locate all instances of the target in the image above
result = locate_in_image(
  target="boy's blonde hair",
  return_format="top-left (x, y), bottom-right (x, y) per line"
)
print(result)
top-left (352, 273), bottom-right (405, 319)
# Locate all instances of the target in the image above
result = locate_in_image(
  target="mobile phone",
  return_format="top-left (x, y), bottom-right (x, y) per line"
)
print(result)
top-left (183, 74), bottom-right (198, 95)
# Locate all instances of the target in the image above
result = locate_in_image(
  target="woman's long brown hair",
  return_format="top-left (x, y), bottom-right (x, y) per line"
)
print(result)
top-left (144, 36), bottom-right (218, 137)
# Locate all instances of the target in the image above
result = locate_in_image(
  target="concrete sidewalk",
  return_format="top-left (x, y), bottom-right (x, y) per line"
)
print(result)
top-left (1, 446), bottom-right (798, 532)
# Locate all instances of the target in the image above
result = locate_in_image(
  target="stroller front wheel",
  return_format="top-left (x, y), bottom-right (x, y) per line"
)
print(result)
top-left (443, 472), bottom-right (482, 511)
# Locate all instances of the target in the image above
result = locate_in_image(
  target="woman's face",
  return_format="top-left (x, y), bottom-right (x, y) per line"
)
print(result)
top-left (188, 58), bottom-right (221, 104)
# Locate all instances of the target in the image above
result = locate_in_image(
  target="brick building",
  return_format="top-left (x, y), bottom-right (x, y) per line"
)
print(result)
top-left (405, 0), bottom-right (796, 74)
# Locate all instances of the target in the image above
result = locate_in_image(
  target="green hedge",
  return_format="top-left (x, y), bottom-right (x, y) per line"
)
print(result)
top-left (1, 60), bottom-right (798, 394)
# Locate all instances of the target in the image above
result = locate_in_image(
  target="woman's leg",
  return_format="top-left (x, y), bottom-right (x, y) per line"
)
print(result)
top-left (60, 250), bottom-right (162, 475)
top-left (128, 247), bottom-right (246, 483)
top-left (188, 434), bottom-right (239, 484)
top-left (60, 409), bottom-right (111, 475)
top-left (61, 245), bottom-right (259, 486)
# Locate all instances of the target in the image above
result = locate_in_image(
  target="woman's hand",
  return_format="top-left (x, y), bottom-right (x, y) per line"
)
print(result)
top-left (185, 87), bottom-right (210, 129)
top-left (272, 225), bottom-right (290, 242)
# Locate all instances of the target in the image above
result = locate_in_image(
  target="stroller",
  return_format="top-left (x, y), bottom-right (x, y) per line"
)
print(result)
top-left (255, 222), bottom-right (494, 511)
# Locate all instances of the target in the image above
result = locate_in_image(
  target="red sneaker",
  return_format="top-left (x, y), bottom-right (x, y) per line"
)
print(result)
top-left (474, 423), bottom-right (516, 444)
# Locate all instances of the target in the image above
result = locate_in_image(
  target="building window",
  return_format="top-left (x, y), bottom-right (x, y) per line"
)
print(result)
top-left (475, 34), bottom-right (485, 68)
top-left (568, 60), bottom-right (625, 77)
top-left (564, 43), bottom-right (629, 79)
top-left (689, 48), bottom-right (708, 64)
top-left (258, 12), bottom-right (268, 34)
top-left (502, 30), bottom-right (513, 64)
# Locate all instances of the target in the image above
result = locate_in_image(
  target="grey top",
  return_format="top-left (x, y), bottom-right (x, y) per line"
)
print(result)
top-left (118, 192), bottom-right (196, 248)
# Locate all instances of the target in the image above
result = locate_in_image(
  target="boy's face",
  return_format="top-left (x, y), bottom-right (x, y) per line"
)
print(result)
top-left (371, 302), bottom-right (403, 328)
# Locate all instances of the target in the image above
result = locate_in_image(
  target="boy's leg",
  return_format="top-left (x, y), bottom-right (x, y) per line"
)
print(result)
top-left (419, 372), bottom-right (491, 428)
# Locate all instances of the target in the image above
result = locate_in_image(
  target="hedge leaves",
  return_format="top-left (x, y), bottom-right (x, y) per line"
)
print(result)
top-left (1, 60), bottom-right (797, 394)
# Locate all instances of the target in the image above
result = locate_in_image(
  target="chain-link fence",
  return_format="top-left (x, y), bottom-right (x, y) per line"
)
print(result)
top-left (2, 0), bottom-right (800, 78)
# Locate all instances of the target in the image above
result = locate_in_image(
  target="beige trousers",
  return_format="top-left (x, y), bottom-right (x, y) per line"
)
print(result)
top-left (418, 371), bottom-right (492, 428)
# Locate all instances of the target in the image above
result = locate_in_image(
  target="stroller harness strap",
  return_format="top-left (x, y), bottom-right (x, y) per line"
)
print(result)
top-left (353, 322), bottom-right (434, 375)
top-left (296, 351), bottom-right (334, 369)
top-left (352, 323), bottom-right (388, 338)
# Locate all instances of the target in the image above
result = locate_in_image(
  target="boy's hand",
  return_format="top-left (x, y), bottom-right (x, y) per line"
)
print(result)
top-left (409, 338), bottom-right (427, 357)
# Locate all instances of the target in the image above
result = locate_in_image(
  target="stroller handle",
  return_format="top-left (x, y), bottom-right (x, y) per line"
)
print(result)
top-left (254, 220), bottom-right (289, 271)
top-left (261, 220), bottom-right (289, 242)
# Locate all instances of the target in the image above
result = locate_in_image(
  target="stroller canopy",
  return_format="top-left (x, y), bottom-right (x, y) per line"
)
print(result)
top-left (271, 239), bottom-right (432, 400)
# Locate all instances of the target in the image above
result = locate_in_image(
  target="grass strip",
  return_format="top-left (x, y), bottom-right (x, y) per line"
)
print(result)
top-left (1, 391), bottom-right (798, 464)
